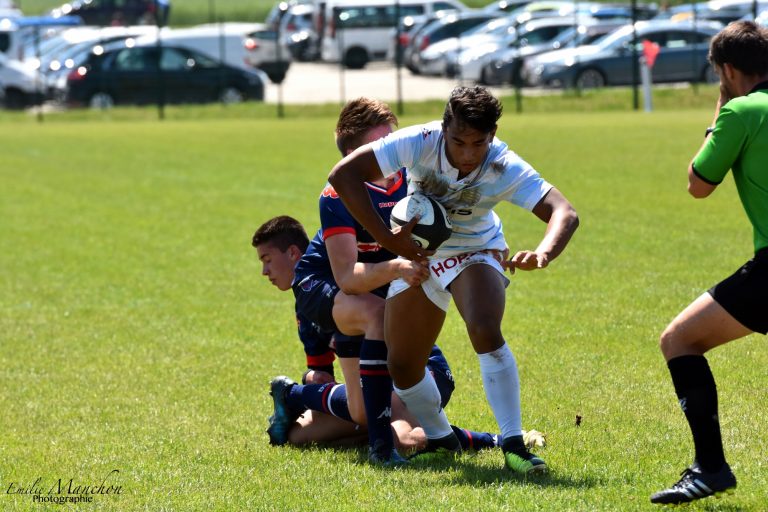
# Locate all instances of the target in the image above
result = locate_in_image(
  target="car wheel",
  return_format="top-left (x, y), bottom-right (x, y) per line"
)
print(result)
top-left (89, 92), bottom-right (114, 109)
top-left (702, 64), bottom-right (718, 84)
top-left (344, 47), bottom-right (368, 69)
top-left (220, 86), bottom-right (245, 104)
top-left (4, 88), bottom-right (27, 110)
top-left (575, 68), bottom-right (605, 89)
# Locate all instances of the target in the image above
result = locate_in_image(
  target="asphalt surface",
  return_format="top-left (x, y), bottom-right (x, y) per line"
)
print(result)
top-left (263, 60), bottom-right (510, 104)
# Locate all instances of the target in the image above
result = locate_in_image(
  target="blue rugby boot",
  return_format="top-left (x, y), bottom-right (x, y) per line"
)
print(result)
top-left (266, 376), bottom-right (300, 446)
top-left (368, 439), bottom-right (408, 467)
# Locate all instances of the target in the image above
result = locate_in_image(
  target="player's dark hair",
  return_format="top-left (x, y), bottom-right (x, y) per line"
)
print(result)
top-left (709, 21), bottom-right (768, 76)
top-left (442, 86), bottom-right (502, 134)
top-left (335, 98), bottom-right (398, 155)
top-left (252, 216), bottom-right (309, 253)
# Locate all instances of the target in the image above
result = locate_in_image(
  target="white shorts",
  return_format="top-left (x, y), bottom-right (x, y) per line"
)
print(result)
top-left (387, 251), bottom-right (510, 311)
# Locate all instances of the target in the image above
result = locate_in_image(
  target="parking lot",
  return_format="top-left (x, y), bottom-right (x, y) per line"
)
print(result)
top-left (263, 60), bottom-right (510, 104)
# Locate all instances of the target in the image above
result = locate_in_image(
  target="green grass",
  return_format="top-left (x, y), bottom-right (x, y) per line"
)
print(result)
top-left (2, 104), bottom-right (767, 511)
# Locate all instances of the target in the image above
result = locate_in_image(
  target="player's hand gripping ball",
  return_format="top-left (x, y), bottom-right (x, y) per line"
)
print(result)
top-left (390, 193), bottom-right (453, 250)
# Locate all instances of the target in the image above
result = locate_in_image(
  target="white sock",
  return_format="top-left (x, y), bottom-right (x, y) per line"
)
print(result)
top-left (478, 343), bottom-right (523, 440)
top-left (394, 370), bottom-right (453, 439)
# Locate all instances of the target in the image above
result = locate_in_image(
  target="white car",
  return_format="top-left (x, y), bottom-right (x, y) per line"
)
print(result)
top-left (0, 52), bottom-right (45, 108)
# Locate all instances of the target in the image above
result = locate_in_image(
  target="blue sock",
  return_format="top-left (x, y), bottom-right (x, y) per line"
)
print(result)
top-left (286, 383), bottom-right (353, 422)
top-left (451, 425), bottom-right (500, 451)
top-left (360, 339), bottom-right (394, 453)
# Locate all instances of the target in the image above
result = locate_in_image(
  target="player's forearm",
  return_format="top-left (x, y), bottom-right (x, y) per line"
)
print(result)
top-left (337, 260), bottom-right (400, 295)
top-left (535, 204), bottom-right (579, 262)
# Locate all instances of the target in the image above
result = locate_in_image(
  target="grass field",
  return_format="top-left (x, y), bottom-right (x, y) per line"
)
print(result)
top-left (2, 104), bottom-right (767, 511)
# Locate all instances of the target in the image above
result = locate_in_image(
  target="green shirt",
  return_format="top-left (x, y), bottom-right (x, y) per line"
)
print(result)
top-left (694, 83), bottom-right (768, 252)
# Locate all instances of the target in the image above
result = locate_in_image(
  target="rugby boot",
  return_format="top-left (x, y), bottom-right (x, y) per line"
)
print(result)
top-left (502, 435), bottom-right (547, 475)
top-left (651, 462), bottom-right (736, 505)
top-left (408, 432), bottom-right (462, 462)
top-left (368, 439), bottom-right (408, 467)
top-left (266, 376), bottom-right (300, 446)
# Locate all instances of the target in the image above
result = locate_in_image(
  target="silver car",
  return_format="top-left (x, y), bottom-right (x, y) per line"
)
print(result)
top-left (523, 20), bottom-right (723, 88)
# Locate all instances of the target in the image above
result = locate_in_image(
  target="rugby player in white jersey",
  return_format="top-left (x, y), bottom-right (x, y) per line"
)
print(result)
top-left (328, 86), bottom-right (579, 473)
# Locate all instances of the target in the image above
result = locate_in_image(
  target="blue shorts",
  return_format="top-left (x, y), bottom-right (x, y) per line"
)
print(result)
top-left (293, 275), bottom-right (339, 334)
top-left (334, 333), bottom-right (364, 359)
top-left (427, 345), bottom-right (455, 409)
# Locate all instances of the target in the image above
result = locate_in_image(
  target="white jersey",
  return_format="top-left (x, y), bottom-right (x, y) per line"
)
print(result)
top-left (371, 120), bottom-right (553, 257)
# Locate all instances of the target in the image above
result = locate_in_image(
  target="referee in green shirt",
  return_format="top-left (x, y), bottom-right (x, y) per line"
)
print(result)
top-left (651, 21), bottom-right (768, 505)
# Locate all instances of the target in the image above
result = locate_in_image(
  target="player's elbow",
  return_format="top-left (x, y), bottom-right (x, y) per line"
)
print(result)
top-left (688, 183), bottom-right (713, 199)
top-left (565, 206), bottom-right (579, 231)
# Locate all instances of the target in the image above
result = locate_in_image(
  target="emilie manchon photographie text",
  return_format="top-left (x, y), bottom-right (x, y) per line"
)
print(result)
top-left (5, 469), bottom-right (123, 505)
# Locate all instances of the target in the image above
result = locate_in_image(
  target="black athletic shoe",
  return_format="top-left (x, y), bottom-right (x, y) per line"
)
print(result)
top-left (408, 432), bottom-right (462, 462)
top-left (266, 376), bottom-right (300, 446)
top-left (651, 462), bottom-right (736, 505)
top-left (368, 439), bottom-right (408, 467)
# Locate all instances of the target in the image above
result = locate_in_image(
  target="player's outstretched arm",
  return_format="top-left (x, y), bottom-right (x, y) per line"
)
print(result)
top-left (329, 146), bottom-right (430, 262)
top-left (326, 234), bottom-right (428, 294)
top-left (506, 188), bottom-right (579, 272)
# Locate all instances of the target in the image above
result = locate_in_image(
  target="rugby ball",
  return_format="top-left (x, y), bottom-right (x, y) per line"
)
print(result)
top-left (390, 193), bottom-right (453, 250)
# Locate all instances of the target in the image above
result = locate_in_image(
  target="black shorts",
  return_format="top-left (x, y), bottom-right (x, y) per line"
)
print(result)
top-left (708, 248), bottom-right (768, 334)
top-left (293, 275), bottom-right (339, 334)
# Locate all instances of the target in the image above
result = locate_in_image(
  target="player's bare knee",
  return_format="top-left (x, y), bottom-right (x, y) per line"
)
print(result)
top-left (387, 357), bottom-right (418, 383)
top-left (362, 300), bottom-right (385, 337)
top-left (349, 403), bottom-right (367, 426)
top-left (659, 323), bottom-right (701, 359)
top-left (466, 321), bottom-right (503, 351)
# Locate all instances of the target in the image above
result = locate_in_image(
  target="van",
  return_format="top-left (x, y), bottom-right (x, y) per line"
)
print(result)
top-left (48, 0), bottom-right (169, 26)
top-left (319, 0), bottom-right (466, 68)
top-left (0, 52), bottom-right (46, 108)
top-left (0, 15), bottom-right (83, 62)
top-left (133, 23), bottom-right (291, 83)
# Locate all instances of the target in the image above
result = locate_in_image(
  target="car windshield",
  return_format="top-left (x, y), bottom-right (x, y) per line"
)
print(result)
top-left (464, 16), bottom-right (514, 36)
top-left (592, 24), bottom-right (634, 49)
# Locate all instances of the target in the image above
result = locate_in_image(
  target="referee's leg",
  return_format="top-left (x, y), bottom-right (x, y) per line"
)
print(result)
top-left (651, 293), bottom-right (751, 504)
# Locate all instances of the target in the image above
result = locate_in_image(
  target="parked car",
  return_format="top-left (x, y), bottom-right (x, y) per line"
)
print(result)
top-left (482, 0), bottom-right (533, 13)
top-left (278, 3), bottom-right (319, 61)
top-left (656, 0), bottom-right (767, 24)
top-left (35, 25), bottom-right (155, 75)
top-left (0, 51), bottom-right (46, 108)
top-left (416, 14), bottom-right (516, 75)
top-left (0, 0), bottom-right (22, 18)
top-left (242, 25), bottom-right (293, 82)
top-left (320, 0), bottom-right (466, 68)
top-left (49, 0), bottom-right (169, 26)
top-left (131, 24), bottom-right (291, 84)
top-left (409, 11), bottom-right (500, 74)
top-left (522, 20), bottom-right (723, 88)
top-left (1, 15), bottom-right (83, 62)
top-left (65, 43), bottom-right (265, 108)
top-left (399, 11), bottom-right (456, 71)
top-left (449, 16), bottom-right (576, 81)
top-left (480, 19), bottom-right (625, 85)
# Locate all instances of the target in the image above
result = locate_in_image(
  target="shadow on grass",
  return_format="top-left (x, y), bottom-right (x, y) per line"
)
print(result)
top-left (331, 447), bottom-right (599, 490)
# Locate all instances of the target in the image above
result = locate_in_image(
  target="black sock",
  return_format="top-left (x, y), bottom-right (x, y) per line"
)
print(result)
top-left (359, 339), bottom-right (394, 454)
top-left (667, 355), bottom-right (726, 472)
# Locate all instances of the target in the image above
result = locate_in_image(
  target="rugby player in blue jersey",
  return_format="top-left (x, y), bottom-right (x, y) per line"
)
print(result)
top-left (253, 214), bottom-right (503, 453)
top-left (329, 86), bottom-right (579, 474)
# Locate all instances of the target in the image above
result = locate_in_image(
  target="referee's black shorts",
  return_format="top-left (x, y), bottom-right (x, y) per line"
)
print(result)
top-left (709, 248), bottom-right (768, 334)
